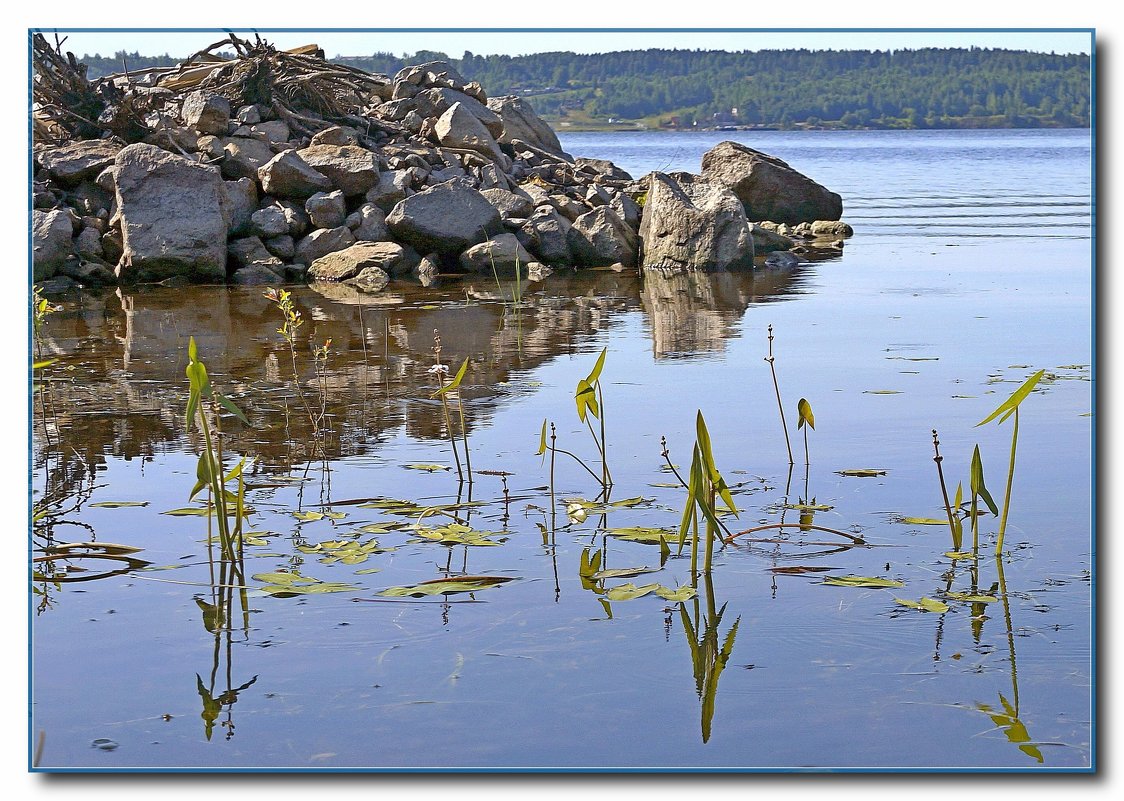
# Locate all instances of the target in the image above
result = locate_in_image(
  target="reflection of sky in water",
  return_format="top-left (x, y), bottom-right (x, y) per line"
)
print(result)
top-left (31, 130), bottom-right (1092, 770)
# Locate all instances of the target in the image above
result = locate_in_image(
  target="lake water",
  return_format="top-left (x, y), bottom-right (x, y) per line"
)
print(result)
top-left (30, 129), bottom-right (1094, 771)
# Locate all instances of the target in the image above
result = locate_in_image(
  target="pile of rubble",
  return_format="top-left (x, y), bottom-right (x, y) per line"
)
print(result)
top-left (31, 33), bottom-right (851, 294)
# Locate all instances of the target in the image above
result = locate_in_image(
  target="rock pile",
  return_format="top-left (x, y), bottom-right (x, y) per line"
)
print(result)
top-left (31, 34), bottom-right (851, 294)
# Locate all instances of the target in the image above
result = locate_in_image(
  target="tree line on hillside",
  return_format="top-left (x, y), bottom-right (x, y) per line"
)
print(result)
top-left (74, 46), bottom-right (1091, 129)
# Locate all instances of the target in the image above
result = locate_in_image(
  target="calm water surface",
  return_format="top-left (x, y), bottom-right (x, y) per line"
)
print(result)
top-left (30, 129), bottom-right (1093, 770)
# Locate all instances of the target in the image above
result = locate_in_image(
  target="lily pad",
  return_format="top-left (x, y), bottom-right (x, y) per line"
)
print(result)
top-left (606, 526), bottom-right (680, 544)
top-left (590, 566), bottom-right (660, 580)
top-left (403, 463), bottom-right (452, 472)
top-left (896, 516), bottom-right (947, 526)
top-left (293, 511), bottom-right (325, 522)
top-left (823, 575), bottom-right (904, 589)
top-left (784, 502), bottom-right (834, 512)
top-left (944, 551), bottom-right (977, 561)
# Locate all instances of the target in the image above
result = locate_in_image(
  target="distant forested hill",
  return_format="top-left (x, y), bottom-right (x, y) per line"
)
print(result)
top-left (75, 46), bottom-right (1091, 130)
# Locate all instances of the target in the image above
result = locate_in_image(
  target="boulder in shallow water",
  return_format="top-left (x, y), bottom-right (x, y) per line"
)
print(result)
top-left (639, 171), bottom-right (755, 272)
top-left (701, 140), bottom-right (842, 225)
top-left (386, 180), bottom-right (502, 255)
top-left (113, 143), bottom-right (228, 282)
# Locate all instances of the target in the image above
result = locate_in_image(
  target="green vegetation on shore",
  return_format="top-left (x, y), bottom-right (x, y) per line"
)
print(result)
top-left (75, 46), bottom-right (1089, 131)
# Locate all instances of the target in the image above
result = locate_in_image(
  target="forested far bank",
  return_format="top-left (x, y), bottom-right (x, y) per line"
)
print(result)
top-left (75, 46), bottom-right (1091, 130)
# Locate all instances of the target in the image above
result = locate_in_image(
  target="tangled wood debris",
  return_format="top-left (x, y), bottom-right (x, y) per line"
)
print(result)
top-left (32, 31), bottom-right (395, 144)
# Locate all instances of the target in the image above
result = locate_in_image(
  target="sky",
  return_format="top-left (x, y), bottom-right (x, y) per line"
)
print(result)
top-left (38, 28), bottom-right (1094, 60)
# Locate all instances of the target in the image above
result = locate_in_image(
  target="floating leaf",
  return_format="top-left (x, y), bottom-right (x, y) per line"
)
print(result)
top-left (944, 551), bottom-right (976, 561)
top-left (411, 523), bottom-right (503, 546)
top-left (90, 501), bottom-right (150, 508)
top-left (895, 597), bottom-right (951, 613)
top-left (769, 566), bottom-right (838, 574)
top-left (797, 398), bottom-right (815, 430)
top-left (590, 566), bottom-right (659, 580)
top-left (945, 591), bottom-right (999, 603)
top-left (252, 570), bottom-right (358, 597)
top-left (836, 469), bottom-right (887, 477)
top-left (403, 463), bottom-right (451, 472)
top-left (607, 526), bottom-right (681, 544)
top-left (566, 503), bottom-right (589, 524)
top-left (896, 516), bottom-right (947, 526)
top-left (863, 390), bottom-right (902, 395)
top-left (162, 506), bottom-right (215, 517)
top-left (977, 369), bottom-right (1046, 426)
top-left (603, 582), bottom-right (695, 602)
top-left (784, 502), bottom-right (834, 512)
top-left (823, 575), bottom-right (904, 588)
top-left (323, 511), bottom-right (347, 520)
top-left (293, 510), bottom-right (325, 522)
top-left (379, 576), bottom-right (514, 597)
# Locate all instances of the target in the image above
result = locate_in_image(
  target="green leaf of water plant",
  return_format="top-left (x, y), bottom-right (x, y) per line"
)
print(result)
top-left (162, 506), bottom-right (215, 516)
top-left (863, 390), bottom-right (902, 395)
top-left (784, 502), bottom-right (834, 512)
top-left (653, 585), bottom-right (697, 602)
top-left (574, 378), bottom-right (598, 422)
top-left (897, 516), bottom-right (948, 525)
top-left (945, 591), bottom-right (999, 603)
top-left (608, 526), bottom-right (681, 544)
top-left (90, 501), bottom-right (150, 508)
top-left (797, 398), bottom-right (815, 430)
top-left (214, 392), bottom-right (250, 426)
top-left (379, 576), bottom-right (514, 597)
top-left (585, 347), bottom-right (607, 385)
top-left (836, 469), bottom-right (887, 477)
top-left (970, 445), bottom-right (999, 516)
top-left (977, 369), bottom-right (1045, 426)
top-left (293, 511), bottom-right (325, 522)
top-left (411, 523), bottom-right (503, 546)
top-left (944, 551), bottom-right (976, 560)
top-left (536, 419), bottom-right (548, 458)
top-left (823, 575), bottom-right (904, 588)
top-left (403, 463), bottom-right (451, 472)
top-left (590, 566), bottom-right (659, 580)
top-left (895, 597), bottom-right (951, 613)
top-left (604, 582), bottom-right (660, 601)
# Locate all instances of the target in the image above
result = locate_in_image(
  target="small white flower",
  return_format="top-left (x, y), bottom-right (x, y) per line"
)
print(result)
top-left (427, 364), bottom-right (450, 376)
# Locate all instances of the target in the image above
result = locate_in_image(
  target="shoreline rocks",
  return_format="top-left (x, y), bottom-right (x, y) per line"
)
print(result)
top-left (31, 44), bottom-right (851, 294)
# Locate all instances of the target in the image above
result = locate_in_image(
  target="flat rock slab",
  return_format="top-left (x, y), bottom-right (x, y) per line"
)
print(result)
top-left (36, 140), bottom-right (123, 186)
top-left (308, 241), bottom-right (412, 282)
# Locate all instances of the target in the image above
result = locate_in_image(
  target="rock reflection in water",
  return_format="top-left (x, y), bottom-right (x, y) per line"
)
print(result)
top-left (33, 267), bottom-right (805, 500)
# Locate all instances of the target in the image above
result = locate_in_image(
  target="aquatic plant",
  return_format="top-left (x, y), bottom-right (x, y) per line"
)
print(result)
top-left (796, 397), bottom-right (815, 465)
top-left (263, 287), bottom-right (324, 438)
top-left (764, 325), bottom-right (794, 465)
top-left (184, 336), bottom-right (250, 565)
top-left (678, 411), bottom-right (739, 576)
top-left (574, 347), bottom-right (613, 491)
top-left (968, 444), bottom-right (999, 554)
top-left (931, 429), bottom-right (962, 551)
top-left (976, 370), bottom-right (1045, 555)
top-left (430, 329), bottom-right (472, 485)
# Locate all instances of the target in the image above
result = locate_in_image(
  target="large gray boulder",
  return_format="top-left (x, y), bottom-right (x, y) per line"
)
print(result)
top-left (257, 150), bottom-right (333, 199)
top-left (386, 180), bottom-right (502, 255)
top-left (113, 143), bottom-right (228, 281)
top-left (221, 177), bottom-right (258, 235)
top-left (181, 91), bottom-right (230, 136)
top-left (434, 103), bottom-right (506, 164)
top-left (638, 171), bottom-right (755, 272)
top-left (36, 140), bottom-right (123, 187)
top-left (419, 88), bottom-right (504, 139)
top-left (308, 241), bottom-right (416, 282)
top-left (221, 137), bottom-right (276, 181)
top-left (486, 96), bottom-right (567, 157)
top-left (32, 209), bottom-right (76, 280)
top-left (518, 207), bottom-right (572, 266)
top-left (567, 207), bottom-right (637, 268)
top-left (701, 141), bottom-right (842, 224)
top-left (459, 233), bottom-right (535, 276)
top-left (296, 144), bottom-right (380, 197)
top-left (295, 226), bottom-right (356, 266)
